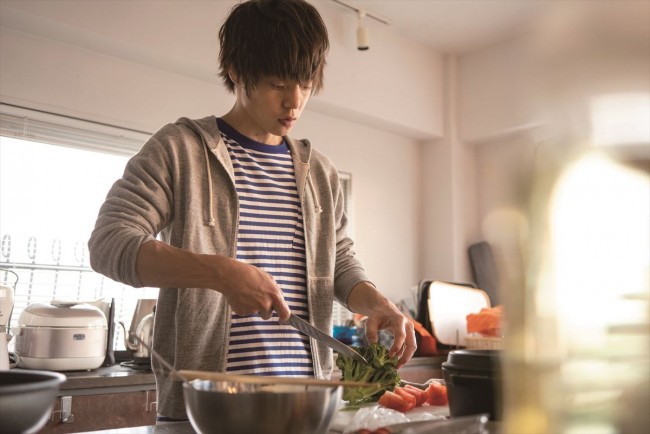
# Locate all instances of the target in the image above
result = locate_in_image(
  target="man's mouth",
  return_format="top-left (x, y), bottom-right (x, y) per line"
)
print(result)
top-left (279, 117), bottom-right (297, 128)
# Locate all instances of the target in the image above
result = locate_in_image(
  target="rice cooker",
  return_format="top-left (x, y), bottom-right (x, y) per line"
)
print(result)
top-left (14, 302), bottom-right (108, 371)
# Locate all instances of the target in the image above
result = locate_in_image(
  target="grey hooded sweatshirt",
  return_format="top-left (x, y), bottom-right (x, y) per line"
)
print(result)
top-left (88, 116), bottom-right (370, 419)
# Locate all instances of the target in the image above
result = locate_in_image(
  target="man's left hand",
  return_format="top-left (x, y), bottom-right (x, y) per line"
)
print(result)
top-left (347, 281), bottom-right (417, 369)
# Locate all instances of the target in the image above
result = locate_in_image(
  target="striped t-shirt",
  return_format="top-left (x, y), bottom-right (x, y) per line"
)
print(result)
top-left (219, 118), bottom-right (314, 377)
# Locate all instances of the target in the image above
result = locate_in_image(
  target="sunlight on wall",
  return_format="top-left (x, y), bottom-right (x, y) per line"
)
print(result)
top-left (590, 93), bottom-right (650, 147)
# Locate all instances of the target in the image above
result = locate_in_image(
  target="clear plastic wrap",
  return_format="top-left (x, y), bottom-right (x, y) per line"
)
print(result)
top-left (342, 405), bottom-right (445, 434)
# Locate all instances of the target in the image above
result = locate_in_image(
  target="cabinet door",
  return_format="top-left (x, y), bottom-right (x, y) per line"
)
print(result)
top-left (39, 390), bottom-right (157, 433)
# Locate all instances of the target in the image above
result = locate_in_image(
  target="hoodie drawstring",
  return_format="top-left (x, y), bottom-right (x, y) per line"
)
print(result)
top-left (307, 171), bottom-right (323, 214)
top-left (205, 142), bottom-right (321, 225)
top-left (203, 144), bottom-right (216, 227)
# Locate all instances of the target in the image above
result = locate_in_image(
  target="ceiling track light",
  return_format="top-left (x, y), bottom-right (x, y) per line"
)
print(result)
top-left (357, 10), bottom-right (369, 51)
top-left (330, 0), bottom-right (390, 51)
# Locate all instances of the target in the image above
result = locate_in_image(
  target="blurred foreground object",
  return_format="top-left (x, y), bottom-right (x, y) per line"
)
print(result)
top-left (502, 2), bottom-right (650, 433)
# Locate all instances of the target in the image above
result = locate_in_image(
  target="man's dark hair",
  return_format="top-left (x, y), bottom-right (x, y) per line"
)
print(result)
top-left (218, 0), bottom-right (329, 94)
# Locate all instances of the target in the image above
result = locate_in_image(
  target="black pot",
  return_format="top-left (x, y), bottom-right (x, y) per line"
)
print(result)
top-left (0, 369), bottom-right (66, 434)
top-left (442, 349), bottom-right (502, 420)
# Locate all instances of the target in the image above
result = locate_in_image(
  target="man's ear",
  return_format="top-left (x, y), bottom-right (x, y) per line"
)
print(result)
top-left (228, 70), bottom-right (241, 88)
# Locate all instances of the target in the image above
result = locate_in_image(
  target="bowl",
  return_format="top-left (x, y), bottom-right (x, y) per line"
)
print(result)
top-left (0, 369), bottom-right (66, 434)
top-left (183, 379), bottom-right (341, 434)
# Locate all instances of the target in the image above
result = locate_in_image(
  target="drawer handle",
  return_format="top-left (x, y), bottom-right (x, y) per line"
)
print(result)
top-left (51, 396), bottom-right (75, 424)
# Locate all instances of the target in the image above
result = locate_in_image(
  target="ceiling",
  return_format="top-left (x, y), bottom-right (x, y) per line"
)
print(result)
top-left (1, 0), bottom-right (647, 61)
top-left (0, 0), bottom-right (555, 56)
top-left (329, 0), bottom-right (550, 53)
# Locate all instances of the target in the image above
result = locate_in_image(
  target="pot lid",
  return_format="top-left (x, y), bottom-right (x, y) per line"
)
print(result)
top-left (442, 349), bottom-right (501, 373)
top-left (427, 281), bottom-right (491, 346)
top-left (18, 303), bottom-right (107, 328)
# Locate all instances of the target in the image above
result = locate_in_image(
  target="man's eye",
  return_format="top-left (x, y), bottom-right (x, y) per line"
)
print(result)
top-left (270, 82), bottom-right (285, 89)
top-left (300, 84), bottom-right (313, 91)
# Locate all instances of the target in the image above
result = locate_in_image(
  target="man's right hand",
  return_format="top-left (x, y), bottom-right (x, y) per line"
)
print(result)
top-left (221, 259), bottom-right (291, 322)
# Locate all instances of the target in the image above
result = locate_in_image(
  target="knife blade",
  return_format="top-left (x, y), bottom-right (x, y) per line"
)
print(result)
top-left (288, 314), bottom-right (368, 364)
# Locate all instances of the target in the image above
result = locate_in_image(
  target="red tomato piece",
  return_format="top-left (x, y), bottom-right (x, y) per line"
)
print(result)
top-left (373, 429), bottom-right (391, 434)
top-left (425, 382), bottom-right (448, 406)
top-left (393, 387), bottom-right (417, 411)
top-left (403, 384), bottom-right (428, 406)
top-left (378, 390), bottom-right (411, 413)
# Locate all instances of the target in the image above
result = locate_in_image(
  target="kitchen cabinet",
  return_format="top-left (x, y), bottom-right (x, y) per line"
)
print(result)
top-left (29, 365), bottom-right (157, 434)
top-left (39, 390), bottom-right (157, 434)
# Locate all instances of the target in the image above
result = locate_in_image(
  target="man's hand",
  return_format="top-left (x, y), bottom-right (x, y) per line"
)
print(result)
top-left (221, 259), bottom-right (291, 322)
top-left (347, 281), bottom-right (417, 369)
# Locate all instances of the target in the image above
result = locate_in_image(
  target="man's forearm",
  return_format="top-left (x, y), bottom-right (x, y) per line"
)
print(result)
top-left (347, 281), bottom-right (393, 316)
top-left (135, 239), bottom-right (233, 290)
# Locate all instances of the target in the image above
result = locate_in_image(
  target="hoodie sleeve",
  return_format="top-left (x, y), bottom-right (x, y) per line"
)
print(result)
top-left (87, 123), bottom-right (179, 287)
top-left (316, 161), bottom-right (373, 309)
top-left (332, 182), bottom-right (373, 309)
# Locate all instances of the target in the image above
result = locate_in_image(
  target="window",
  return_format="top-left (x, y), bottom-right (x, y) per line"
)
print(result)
top-left (590, 92), bottom-right (650, 147)
top-left (0, 105), bottom-right (156, 350)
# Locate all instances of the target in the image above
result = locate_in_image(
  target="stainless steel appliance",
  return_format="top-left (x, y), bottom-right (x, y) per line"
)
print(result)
top-left (119, 305), bottom-right (154, 366)
top-left (126, 299), bottom-right (156, 349)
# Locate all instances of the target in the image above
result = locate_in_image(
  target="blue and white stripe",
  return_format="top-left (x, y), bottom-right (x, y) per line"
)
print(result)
top-left (219, 119), bottom-right (313, 377)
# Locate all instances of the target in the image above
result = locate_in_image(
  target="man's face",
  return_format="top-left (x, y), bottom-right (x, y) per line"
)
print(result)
top-left (236, 76), bottom-right (313, 144)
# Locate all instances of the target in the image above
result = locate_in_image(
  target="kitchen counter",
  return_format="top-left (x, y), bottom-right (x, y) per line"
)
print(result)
top-left (48, 354), bottom-right (444, 395)
top-left (38, 356), bottom-right (447, 433)
top-left (74, 413), bottom-right (504, 434)
top-left (75, 422), bottom-right (194, 434)
top-left (73, 408), bottom-right (451, 434)
top-left (35, 364), bottom-right (156, 396)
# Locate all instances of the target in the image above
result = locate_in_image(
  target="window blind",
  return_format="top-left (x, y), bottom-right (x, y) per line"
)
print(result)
top-left (0, 103), bottom-right (151, 157)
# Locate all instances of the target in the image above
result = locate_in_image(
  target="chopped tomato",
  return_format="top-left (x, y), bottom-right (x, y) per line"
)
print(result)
top-left (393, 387), bottom-right (417, 411)
top-left (403, 384), bottom-right (428, 406)
top-left (378, 390), bottom-right (412, 413)
top-left (425, 381), bottom-right (448, 406)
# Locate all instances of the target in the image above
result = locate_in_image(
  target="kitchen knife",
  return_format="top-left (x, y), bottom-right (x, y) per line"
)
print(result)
top-left (288, 314), bottom-right (368, 364)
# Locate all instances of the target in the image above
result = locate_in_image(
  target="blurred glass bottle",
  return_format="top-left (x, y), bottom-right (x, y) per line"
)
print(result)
top-left (501, 3), bottom-right (650, 433)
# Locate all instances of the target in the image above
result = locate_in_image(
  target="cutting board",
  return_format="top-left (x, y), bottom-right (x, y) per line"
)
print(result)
top-left (427, 281), bottom-right (490, 347)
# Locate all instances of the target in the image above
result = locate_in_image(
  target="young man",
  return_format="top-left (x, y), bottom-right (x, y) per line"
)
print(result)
top-left (89, 0), bottom-right (415, 420)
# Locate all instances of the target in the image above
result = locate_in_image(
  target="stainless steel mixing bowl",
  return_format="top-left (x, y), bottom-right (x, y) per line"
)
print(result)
top-left (182, 379), bottom-right (341, 434)
top-left (0, 369), bottom-right (66, 434)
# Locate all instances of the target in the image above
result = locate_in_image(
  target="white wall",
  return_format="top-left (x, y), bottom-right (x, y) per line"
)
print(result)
top-left (457, 35), bottom-right (541, 144)
top-left (419, 57), bottom-right (479, 286)
top-left (0, 26), bottom-right (229, 133)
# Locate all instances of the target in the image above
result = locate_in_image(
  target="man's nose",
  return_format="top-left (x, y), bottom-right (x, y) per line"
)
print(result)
top-left (283, 85), bottom-right (302, 109)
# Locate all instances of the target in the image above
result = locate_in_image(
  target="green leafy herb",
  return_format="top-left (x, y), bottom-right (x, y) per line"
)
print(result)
top-left (336, 343), bottom-right (401, 405)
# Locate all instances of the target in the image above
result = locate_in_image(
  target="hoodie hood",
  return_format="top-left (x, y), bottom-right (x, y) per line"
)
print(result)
top-left (175, 116), bottom-right (321, 224)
